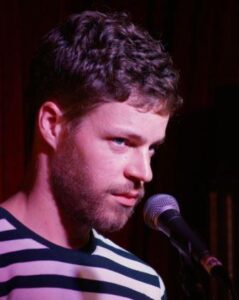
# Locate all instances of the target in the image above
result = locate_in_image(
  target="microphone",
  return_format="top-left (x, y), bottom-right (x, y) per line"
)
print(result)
top-left (143, 194), bottom-right (233, 288)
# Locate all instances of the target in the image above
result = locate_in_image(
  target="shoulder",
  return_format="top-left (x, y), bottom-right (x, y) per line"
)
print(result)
top-left (92, 230), bottom-right (157, 273)
top-left (92, 230), bottom-right (166, 299)
top-left (0, 206), bottom-right (17, 230)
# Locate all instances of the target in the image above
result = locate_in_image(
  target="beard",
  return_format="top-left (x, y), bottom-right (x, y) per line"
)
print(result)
top-left (49, 136), bottom-right (144, 233)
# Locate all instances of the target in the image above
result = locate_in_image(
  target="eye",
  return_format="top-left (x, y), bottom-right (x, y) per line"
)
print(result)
top-left (112, 137), bottom-right (128, 146)
top-left (149, 148), bottom-right (155, 158)
top-left (149, 144), bottom-right (160, 157)
top-left (109, 137), bottom-right (133, 152)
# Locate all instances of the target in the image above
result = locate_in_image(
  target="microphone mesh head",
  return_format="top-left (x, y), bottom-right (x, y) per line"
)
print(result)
top-left (143, 194), bottom-right (180, 229)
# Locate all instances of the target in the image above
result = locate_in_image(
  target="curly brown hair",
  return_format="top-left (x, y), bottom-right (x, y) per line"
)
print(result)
top-left (26, 10), bottom-right (181, 127)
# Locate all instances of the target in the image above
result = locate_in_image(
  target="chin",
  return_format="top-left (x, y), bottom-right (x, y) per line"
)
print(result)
top-left (93, 213), bottom-right (130, 233)
top-left (83, 202), bottom-right (135, 233)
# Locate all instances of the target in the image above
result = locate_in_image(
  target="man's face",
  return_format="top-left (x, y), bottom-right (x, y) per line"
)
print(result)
top-left (50, 99), bottom-right (169, 232)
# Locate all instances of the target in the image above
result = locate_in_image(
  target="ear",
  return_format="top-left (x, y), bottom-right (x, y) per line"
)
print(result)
top-left (38, 101), bottom-right (64, 150)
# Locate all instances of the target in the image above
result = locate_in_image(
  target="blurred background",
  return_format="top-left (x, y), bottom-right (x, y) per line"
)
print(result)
top-left (0, 1), bottom-right (239, 299)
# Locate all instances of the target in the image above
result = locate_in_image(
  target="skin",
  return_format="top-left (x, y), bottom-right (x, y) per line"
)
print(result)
top-left (2, 96), bottom-right (169, 249)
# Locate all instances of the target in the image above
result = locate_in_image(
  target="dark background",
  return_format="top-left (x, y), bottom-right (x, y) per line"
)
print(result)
top-left (1, 1), bottom-right (239, 299)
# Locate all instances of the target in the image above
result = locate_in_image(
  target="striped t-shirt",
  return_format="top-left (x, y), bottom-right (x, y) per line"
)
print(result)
top-left (0, 207), bottom-right (166, 299)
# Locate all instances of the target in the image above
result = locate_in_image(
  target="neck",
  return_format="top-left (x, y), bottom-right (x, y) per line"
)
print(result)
top-left (2, 154), bottom-right (91, 249)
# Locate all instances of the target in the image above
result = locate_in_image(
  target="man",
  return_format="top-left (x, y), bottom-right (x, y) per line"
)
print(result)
top-left (0, 11), bottom-right (181, 299)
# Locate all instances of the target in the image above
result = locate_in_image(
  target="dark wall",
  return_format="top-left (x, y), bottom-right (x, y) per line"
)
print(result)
top-left (1, 1), bottom-right (239, 299)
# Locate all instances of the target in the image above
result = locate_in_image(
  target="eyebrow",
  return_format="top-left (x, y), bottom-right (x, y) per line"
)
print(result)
top-left (151, 138), bottom-right (166, 148)
top-left (111, 129), bottom-right (166, 146)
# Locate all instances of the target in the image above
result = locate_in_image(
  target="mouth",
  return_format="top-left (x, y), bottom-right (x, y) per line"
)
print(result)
top-left (112, 192), bottom-right (141, 207)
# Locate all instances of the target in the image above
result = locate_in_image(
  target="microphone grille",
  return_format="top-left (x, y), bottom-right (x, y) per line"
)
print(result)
top-left (143, 194), bottom-right (180, 229)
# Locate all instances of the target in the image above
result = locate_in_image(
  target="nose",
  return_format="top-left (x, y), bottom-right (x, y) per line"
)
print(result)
top-left (124, 150), bottom-right (153, 183)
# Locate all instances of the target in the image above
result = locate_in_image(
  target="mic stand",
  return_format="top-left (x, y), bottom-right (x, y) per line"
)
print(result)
top-left (178, 252), bottom-right (238, 300)
top-left (178, 253), bottom-right (208, 300)
top-left (169, 235), bottom-right (208, 299)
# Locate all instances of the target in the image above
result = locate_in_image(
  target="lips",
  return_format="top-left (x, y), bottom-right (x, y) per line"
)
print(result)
top-left (112, 193), bottom-right (140, 207)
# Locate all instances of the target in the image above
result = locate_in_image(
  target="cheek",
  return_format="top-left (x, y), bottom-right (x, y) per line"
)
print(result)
top-left (74, 138), bottom-right (129, 179)
top-left (89, 152), bottom-right (128, 181)
top-left (94, 157), bottom-right (120, 176)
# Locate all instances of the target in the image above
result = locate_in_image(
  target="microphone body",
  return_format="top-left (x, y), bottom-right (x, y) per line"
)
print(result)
top-left (156, 208), bottom-right (210, 260)
top-left (143, 194), bottom-right (229, 284)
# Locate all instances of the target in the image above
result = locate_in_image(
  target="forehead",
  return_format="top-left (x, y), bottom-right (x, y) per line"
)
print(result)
top-left (74, 100), bottom-right (170, 143)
